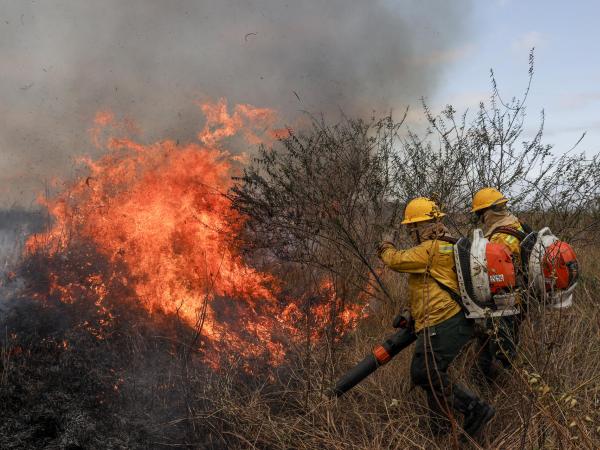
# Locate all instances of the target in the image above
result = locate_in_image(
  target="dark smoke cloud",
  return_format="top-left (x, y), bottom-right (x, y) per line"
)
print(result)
top-left (0, 0), bottom-right (472, 207)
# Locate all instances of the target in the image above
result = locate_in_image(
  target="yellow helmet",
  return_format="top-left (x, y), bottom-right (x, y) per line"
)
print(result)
top-left (401, 197), bottom-right (445, 225)
top-left (471, 187), bottom-right (508, 212)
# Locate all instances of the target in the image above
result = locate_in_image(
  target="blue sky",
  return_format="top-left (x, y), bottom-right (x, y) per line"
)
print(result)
top-left (428, 0), bottom-right (599, 156)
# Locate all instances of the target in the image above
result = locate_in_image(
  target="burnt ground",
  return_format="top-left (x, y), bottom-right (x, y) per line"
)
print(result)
top-left (0, 210), bottom-right (215, 449)
top-left (0, 286), bottom-right (220, 449)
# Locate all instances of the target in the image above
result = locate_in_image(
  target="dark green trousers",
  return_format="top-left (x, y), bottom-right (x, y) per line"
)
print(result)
top-left (410, 312), bottom-right (474, 432)
top-left (476, 314), bottom-right (521, 380)
top-left (410, 311), bottom-right (474, 390)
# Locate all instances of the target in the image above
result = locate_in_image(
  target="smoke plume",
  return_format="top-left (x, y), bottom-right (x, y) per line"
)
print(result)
top-left (0, 0), bottom-right (472, 206)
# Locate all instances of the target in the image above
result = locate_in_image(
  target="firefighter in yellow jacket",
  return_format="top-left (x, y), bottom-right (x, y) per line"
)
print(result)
top-left (378, 197), bottom-right (495, 438)
top-left (472, 187), bottom-right (526, 380)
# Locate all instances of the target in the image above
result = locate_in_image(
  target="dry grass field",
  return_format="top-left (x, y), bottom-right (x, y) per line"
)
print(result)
top-left (0, 220), bottom-right (598, 449)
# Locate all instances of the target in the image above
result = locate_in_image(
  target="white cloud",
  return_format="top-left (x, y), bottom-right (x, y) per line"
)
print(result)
top-left (559, 92), bottom-right (600, 110)
top-left (513, 31), bottom-right (544, 52)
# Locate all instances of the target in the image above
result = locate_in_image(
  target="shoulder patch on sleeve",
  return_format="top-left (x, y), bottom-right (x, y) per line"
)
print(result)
top-left (438, 242), bottom-right (454, 254)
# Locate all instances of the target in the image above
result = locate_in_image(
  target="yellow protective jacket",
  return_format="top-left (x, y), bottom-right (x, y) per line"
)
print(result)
top-left (489, 221), bottom-right (525, 265)
top-left (380, 239), bottom-right (462, 332)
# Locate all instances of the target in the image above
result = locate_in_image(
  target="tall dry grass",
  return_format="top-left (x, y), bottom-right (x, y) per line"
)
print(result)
top-left (2, 237), bottom-right (596, 448)
top-left (187, 245), bottom-right (599, 449)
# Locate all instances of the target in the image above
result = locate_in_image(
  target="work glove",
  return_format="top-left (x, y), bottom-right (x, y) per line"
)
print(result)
top-left (392, 310), bottom-right (414, 330)
top-left (376, 241), bottom-right (395, 258)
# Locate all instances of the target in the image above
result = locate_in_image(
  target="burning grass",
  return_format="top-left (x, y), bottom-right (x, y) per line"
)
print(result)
top-left (0, 101), bottom-right (366, 448)
top-left (3, 248), bottom-right (597, 448)
top-left (2, 212), bottom-right (598, 448)
top-left (23, 101), bottom-right (363, 371)
top-left (0, 238), bottom-right (361, 448)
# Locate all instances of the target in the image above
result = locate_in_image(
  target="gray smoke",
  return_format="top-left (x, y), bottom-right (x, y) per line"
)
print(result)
top-left (0, 209), bottom-right (44, 309)
top-left (0, 0), bottom-right (472, 206)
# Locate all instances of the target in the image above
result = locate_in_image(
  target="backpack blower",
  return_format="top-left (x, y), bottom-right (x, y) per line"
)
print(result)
top-left (453, 229), bottom-right (519, 319)
top-left (501, 226), bottom-right (579, 308)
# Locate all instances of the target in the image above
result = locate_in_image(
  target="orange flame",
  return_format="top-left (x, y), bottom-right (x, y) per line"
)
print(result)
top-left (198, 98), bottom-right (278, 147)
top-left (26, 100), bottom-right (364, 369)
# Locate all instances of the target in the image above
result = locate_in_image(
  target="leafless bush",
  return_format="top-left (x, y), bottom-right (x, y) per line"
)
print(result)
top-left (232, 112), bottom-right (408, 306)
top-left (234, 50), bottom-right (600, 263)
top-left (229, 51), bottom-right (600, 449)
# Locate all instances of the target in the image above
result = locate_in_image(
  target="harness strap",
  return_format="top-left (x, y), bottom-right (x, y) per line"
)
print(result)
top-left (491, 226), bottom-right (527, 241)
top-left (430, 235), bottom-right (462, 302)
top-left (419, 235), bottom-right (463, 307)
top-left (433, 277), bottom-right (462, 303)
top-left (436, 235), bottom-right (458, 245)
top-left (521, 222), bottom-right (534, 234)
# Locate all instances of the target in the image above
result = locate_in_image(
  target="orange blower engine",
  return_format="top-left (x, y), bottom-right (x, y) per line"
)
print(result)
top-left (521, 227), bottom-right (579, 308)
top-left (453, 229), bottom-right (519, 319)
